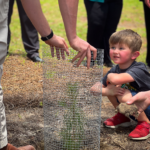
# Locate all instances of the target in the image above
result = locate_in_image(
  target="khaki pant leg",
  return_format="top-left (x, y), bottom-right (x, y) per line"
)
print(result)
top-left (0, 0), bottom-right (9, 149)
top-left (0, 77), bottom-right (7, 148)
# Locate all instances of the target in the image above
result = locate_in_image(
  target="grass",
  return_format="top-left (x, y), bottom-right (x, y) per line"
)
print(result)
top-left (9, 0), bottom-right (147, 64)
top-left (60, 82), bottom-right (85, 150)
top-left (117, 0), bottom-right (146, 63)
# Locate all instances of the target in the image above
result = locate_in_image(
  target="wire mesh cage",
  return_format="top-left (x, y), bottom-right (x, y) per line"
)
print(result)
top-left (42, 47), bottom-right (104, 150)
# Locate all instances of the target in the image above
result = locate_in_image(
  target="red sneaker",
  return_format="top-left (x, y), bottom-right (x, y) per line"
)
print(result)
top-left (128, 121), bottom-right (150, 140)
top-left (103, 112), bottom-right (131, 128)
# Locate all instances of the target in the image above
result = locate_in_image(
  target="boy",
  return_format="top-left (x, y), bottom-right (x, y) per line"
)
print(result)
top-left (90, 29), bottom-right (150, 140)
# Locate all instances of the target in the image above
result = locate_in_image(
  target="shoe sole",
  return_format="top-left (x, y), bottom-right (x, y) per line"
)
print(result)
top-left (32, 59), bottom-right (43, 62)
top-left (103, 122), bottom-right (131, 129)
top-left (129, 134), bottom-right (150, 140)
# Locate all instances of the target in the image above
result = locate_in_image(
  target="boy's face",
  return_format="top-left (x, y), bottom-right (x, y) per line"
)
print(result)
top-left (109, 43), bottom-right (137, 65)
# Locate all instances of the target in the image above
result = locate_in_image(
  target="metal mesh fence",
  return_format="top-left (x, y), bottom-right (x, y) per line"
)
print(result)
top-left (42, 47), bottom-right (104, 150)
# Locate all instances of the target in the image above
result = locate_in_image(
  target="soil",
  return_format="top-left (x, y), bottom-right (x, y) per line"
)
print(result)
top-left (115, 103), bottom-right (139, 119)
top-left (2, 54), bottom-right (150, 150)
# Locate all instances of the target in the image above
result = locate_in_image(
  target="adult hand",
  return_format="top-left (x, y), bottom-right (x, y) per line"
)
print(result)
top-left (127, 91), bottom-right (150, 113)
top-left (21, 0), bottom-right (69, 60)
top-left (58, 0), bottom-right (97, 68)
top-left (145, 0), bottom-right (150, 8)
top-left (70, 36), bottom-right (97, 69)
top-left (106, 84), bottom-right (125, 96)
top-left (45, 34), bottom-right (69, 60)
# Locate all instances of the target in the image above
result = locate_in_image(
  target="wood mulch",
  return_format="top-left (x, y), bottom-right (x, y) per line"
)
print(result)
top-left (2, 55), bottom-right (150, 150)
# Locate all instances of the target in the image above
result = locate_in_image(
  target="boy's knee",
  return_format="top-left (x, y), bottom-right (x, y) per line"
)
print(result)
top-left (117, 89), bottom-right (132, 103)
top-left (117, 95), bottom-right (126, 103)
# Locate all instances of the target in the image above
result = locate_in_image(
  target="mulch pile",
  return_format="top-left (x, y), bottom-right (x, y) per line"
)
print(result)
top-left (2, 55), bottom-right (43, 109)
top-left (4, 55), bottom-right (146, 150)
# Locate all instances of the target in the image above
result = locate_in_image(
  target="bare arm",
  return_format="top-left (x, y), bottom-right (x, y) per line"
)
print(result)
top-left (21, 0), bottom-right (69, 59)
top-left (107, 73), bottom-right (134, 85)
top-left (90, 82), bottom-right (105, 96)
top-left (58, 0), bottom-right (77, 44)
top-left (21, 0), bottom-right (51, 37)
top-left (58, 0), bottom-right (97, 69)
top-left (90, 82), bottom-right (125, 96)
top-left (145, 0), bottom-right (150, 8)
top-left (127, 91), bottom-right (150, 113)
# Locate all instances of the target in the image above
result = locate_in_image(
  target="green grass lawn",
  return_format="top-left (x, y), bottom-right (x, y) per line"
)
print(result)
top-left (9, 0), bottom-right (147, 64)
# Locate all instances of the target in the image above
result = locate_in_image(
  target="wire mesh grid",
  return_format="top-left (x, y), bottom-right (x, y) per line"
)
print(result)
top-left (42, 47), bottom-right (104, 150)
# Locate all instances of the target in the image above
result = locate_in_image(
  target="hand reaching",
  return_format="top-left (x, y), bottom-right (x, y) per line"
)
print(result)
top-left (45, 34), bottom-right (69, 60)
top-left (127, 91), bottom-right (150, 113)
top-left (70, 36), bottom-right (97, 69)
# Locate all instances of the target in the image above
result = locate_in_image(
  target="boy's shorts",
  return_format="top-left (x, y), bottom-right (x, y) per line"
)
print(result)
top-left (117, 89), bottom-right (150, 121)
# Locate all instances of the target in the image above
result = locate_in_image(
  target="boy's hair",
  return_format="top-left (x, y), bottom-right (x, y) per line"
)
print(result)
top-left (109, 29), bottom-right (142, 52)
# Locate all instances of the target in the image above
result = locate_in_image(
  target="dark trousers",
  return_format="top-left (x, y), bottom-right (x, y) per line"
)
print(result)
top-left (143, 2), bottom-right (150, 66)
top-left (84, 0), bottom-right (123, 63)
top-left (7, 0), bottom-right (39, 58)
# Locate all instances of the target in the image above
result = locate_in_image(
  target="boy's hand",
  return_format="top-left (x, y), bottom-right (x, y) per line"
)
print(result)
top-left (105, 84), bottom-right (125, 96)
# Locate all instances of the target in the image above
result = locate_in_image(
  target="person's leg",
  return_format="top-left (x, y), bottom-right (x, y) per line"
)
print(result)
top-left (16, 0), bottom-right (42, 62)
top-left (7, 0), bottom-right (15, 52)
top-left (0, 1), bottom-right (36, 147)
top-left (117, 89), bottom-right (150, 140)
top-left (103, 0), bottom-right (123, 66)
top-left (84, 0), bottom-right (107, 65)
top-left (0, 81), bottom-right (8, 149)
top-left (143, 2), bottom-right (150, 67)
top-left (107, 96), bottom-right (119, 108)
top-left (144, 106), bottom-right (150, 121)
top-left (104, 94), bottom-right (131, 128)
top-left (0, 0), bottom-right (9, 148)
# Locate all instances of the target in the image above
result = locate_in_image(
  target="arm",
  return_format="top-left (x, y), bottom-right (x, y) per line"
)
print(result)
top-left (90, 82), bottom-right (107, 96)
top-left (21, 0), bottom-right (69, 60)
top-left (145, 0), bottom-right (150, 8)
top-left (127, 91), bottom-right (150, 113)
top-left (58, 0), bottom-right (97, 69)
top-left (107, 73), bottom-right (134, 85)
top-left (90, 82), bottom-right (125, 96)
